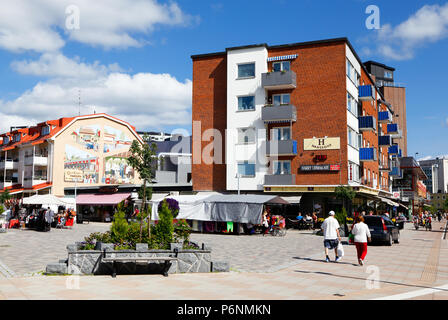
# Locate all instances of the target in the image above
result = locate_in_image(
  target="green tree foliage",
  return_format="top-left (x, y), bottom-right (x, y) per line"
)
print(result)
top-left (174, 220), bottom-right (192, 244)
top-left (110, 202), bottom-right (129, 244)
top-left (0, 189), bottom-right (11, 204)
top-left (151, 200), bottom-right (174, 249)
top-left (444, 198), bottom-right (448, 211)
top-left (126, 137), bottom-right (158, 241)
top-left (335, 207), bottom-right (348, 226)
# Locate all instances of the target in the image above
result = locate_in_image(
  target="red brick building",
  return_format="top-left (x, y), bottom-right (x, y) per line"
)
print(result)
top-left (191, 38), bottom-right (403, 216)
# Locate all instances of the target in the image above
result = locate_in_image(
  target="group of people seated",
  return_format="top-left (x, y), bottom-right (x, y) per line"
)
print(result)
top-left (294, 212), bottom-right (318, 229)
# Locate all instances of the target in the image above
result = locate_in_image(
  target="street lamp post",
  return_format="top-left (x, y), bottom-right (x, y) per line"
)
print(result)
top-left (236, 173), bottom-right (241, 195)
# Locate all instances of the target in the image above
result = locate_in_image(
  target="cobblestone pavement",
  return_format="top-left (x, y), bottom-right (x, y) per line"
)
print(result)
top-left (190, 229), bottom-right (324, 272)
top-left (0, 223), bottom-right (110, 276)
top-left (0, 220), bottom-right (447, 300)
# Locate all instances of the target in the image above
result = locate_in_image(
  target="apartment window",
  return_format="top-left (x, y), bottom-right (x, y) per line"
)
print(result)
top-left (272, 61), bottom-right (290, 72)
top-left (3, 137), bottom-right (9, 145)
top-left (346, 59), bottom-right (360, 87)
top-left (238, 96), bottom-right (255, 111)
top-left (347, 127), bottom-right (360, 149)
top-left (348, 162), bottom-right (360, 182)
top-left (273, 160), bottom-right (291, 175)
top-left (238, 63), bottom-right (255, 78)
top-left (273, 94), bottom-right (290, 106)
top-left (237, 127), bottom-right (255, 144)
top-left (237, 161), bottom-right (256, 177)
top-left (13, 134), bottom-right (21, 142)
top-left (271, 127), bottom-right (291, 141)
top-left (41, 126), bottom-right (50, 136)
top-left (347, 92), bottom-right (358, 116)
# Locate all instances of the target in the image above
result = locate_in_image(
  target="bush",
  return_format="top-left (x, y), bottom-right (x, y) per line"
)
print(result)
top-left (152, 200), bottom-right (174, 249)
top-left (111, 202), bottom-right (129, 243)
top-left (158, 198), bottom-right (179, 218)
top-left (174, 220), bottom-right (192, 244)
top-left (335, 207), bottom-right (347, 226)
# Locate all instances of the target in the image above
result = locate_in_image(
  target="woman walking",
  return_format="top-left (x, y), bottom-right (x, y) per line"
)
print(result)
top-left (351, 215), bottom-right (371, 266)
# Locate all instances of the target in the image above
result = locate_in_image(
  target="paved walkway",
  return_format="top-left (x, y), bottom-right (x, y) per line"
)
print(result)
top-left (0, 220), bottom-right (447, 300)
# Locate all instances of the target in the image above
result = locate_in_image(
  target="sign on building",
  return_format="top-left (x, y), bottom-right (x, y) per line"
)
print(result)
top-left (303, 137), bottom-right (340, 151)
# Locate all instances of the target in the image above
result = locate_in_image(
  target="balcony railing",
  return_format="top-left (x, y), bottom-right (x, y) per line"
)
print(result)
top-left (266, 140), bottom-right (298, 156)
top-left (360, 148), bottom-right (377, 161)
top-left (262, 104), bottom-right (297, 123)
top-left (358, 116), bottom-right (377, 131)
top-left (25, 155), bottom-right (48, 166)
top-left (261, 70), bottom-right (297, 90)
top-left (358, 85), bottom-right (375, 101)
top-left (264, 174), bottom-right (295, 186)
top-left (379, 162), bottom-right (391, 171)
top-left (378, 111), bottom-right (393, 123)
top-left (378, 135), bottom-right (392, 146)
top-left (388, 145), bottom-right (400, 155)
top-left (390, 167), bottom-right (403, 178)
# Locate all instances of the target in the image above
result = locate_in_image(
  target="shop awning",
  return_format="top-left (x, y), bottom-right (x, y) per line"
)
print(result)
top-left (76, 193), bottom-right (131, 205)
top-left (279, 196), bottom-right (302, 204)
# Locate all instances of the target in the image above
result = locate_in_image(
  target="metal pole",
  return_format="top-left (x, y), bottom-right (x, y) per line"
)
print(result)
top-left (237, 174), bottom-right (240, 195)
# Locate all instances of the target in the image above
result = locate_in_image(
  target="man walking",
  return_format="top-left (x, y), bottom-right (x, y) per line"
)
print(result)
top-left (321, 211), bottom-right (342, 262)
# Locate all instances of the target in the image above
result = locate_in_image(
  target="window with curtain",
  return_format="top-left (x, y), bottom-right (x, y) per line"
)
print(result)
top-left (238, 63), bottom-right (255, 78)
top-left (238, 96), bottom-right (255, 111)
top-left (347, 92), bottom-right (358, 116)
top-left (237, 161), bottom-right (256, 176)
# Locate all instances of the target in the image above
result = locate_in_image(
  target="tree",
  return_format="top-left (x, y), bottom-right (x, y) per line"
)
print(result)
top-left (126, 137), bottom-right (158, 241)
top-left (0, 189), bottom-right (11, 205)
top-left (335, 185), bottom-right (356, 212)
top-left (152, 199), bottom-right (174, 249)
top-left (443, 198), bottom-right (448, 211)
top-left (110, 201), bottom-right (129, 244)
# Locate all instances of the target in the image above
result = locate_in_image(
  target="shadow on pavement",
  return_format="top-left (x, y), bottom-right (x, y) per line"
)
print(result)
top-left (292, 257), bottom-right (359, 267)
top-left (292, 268), bottom-right (448, 292)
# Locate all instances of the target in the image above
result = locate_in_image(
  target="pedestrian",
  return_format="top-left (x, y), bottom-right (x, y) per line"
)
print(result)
top-left (311, 212), bottom-right (318, 229)
top-left (368, 210), bottom-right (374, 216)
top-left (321, 211), bottom-right (342, 262)
top-left (351, 215), bottom-right (371, 266)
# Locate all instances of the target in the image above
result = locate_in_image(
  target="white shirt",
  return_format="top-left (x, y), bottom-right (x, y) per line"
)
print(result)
top-left (351, 222), bottom-right (371, 243)
top-left (321, 216), bottom-right (340, 240)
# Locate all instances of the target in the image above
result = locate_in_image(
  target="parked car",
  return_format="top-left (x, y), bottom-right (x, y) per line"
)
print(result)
top-left (364, 215), bottom-right (400, 246)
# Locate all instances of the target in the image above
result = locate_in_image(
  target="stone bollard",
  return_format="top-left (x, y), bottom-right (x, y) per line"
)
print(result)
top-left (211, 261), bottom-right (230, 272)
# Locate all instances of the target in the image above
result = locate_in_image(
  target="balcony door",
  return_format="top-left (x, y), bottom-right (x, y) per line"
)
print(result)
top-left (273, 160), bottom-right (291, 175)
top-left (271, 127), bottom-right (291, 141)
top-left (272, 93), bottom-right (290, 106)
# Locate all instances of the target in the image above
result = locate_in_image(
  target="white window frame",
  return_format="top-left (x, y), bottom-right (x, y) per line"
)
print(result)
top-left (237, 95), bottom-right (255, 111)
top-left (346, 59), bottom-right (360, 87)
top-left (41, 126), bottom-right (50, 136)
top-left (271, 126), bottom-right (291, 141)
top-left (237, 62), bottom-right (256, 79)
top-left (237, 161), bottom-right (256, 177)
top-left (272, 93), bottom-right (291, 106)
top-left (272, 160), bottom-right (291, 175)
top-left (272, 60), bottom-right (290, 72)
top-left (347, 92), bottom-right (358, 117)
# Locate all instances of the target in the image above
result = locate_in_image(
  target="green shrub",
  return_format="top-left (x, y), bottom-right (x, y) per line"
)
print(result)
top-left (335, 207), bottom-right (347, 226)
top-left (151, 200), bottom-right (174, 249)
top-left (111, 202), bottom-right (129, 243)
top-left (174, 219), bottom-right (192, 244)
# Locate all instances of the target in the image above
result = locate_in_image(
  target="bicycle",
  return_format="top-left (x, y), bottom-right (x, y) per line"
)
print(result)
top-left (270, 225), bottom-right (286, 237)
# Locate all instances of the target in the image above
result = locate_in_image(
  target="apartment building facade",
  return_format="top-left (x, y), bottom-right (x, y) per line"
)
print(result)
top-left (191, 38), bottom-right (403, 215)
top-left (419, 158), bottom-right (448, 194)
top-left (0, 114), bottom-right (143, 198)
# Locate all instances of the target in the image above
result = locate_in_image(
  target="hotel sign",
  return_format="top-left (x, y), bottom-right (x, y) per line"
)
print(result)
top-left (64, 169), bottom-right (84, 182)
top-left (304, 137), bottom-right (340, 151)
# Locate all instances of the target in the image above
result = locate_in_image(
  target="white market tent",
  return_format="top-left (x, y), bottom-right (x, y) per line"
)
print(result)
top-left (150, 194), bottom-right (289, 225)
top-left (22, 194), bottom-right (76, 210)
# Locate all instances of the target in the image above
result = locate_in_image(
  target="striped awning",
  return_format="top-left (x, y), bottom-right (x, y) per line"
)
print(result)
top-left (267, 54), bottom-right (298, 62)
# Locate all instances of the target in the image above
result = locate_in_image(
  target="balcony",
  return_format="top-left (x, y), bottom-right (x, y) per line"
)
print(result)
top-left (359, 148), bottom-right (377, 161)
top-left (23, 176), bottom-right (48, 188)
top-left (266, 140), bottom-right (298, 156)
top-left (378, 135), bottom-right (392, 146)
top-left (387, 123), bottom-right (402, 138)
top-left (262, 104), bottom-right (297, 123)
top-left (0, 159), bottom-right (19, 170)
top-left (264, 174), bottom-right (295, 186)
top-left (378, 110), bottom-right (393, 123)
top-left (358, 85), bottom-right (375, 101)
top-left (262, 70), bottom-right (297, 90)
top-left (24, 155), bottom-right (48, 166)
top-left (388, 145), bottom-right (400, 155)
top-left (358, 116), bottom-right (377, 131)
top-left (390, 167), bottom-right (403, 178)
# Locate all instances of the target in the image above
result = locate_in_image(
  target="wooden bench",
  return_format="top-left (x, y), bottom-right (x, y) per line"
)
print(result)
top-left (101, 249), bottom-right (178, 277)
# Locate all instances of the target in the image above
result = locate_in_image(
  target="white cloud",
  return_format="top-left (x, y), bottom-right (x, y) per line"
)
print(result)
top-left (0, 68), bottom-right (192, 132)
top-left (11, 53), bottom-right (123, 79)
top-left (0, 0), bottom-right (198, 52)
top-left (366, 3), bottom-right (448, 60)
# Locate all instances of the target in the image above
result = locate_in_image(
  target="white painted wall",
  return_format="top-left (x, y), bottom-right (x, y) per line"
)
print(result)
top-left (226, 46), bottom-right (268, 191)
top-left (346, 44), bottom-right (361, 167)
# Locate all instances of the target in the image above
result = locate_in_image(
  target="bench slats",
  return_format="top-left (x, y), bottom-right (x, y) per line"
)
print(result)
top-left (102, 257), bottom-right (177, 262)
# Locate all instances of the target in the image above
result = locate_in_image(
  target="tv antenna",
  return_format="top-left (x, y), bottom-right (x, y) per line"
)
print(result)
top-left (78, 89), bottom-right (82, 116)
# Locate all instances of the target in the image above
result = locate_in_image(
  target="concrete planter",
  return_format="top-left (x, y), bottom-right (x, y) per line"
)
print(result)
top-left (47, 242), bottom-right (226, 276)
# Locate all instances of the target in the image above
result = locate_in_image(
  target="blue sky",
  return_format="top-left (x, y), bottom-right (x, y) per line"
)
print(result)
top-left (0, 0), bottom-right (447, 160)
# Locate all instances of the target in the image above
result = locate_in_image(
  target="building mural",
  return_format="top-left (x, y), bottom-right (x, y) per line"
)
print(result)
top-left (103, 125), bottom-right (132, 153)
top-left (71, 125), bottom-right (101, 151)
top-left (64, 145), bottom-right (99, 183)
top-left (103, 152), bottom-right (135, 184)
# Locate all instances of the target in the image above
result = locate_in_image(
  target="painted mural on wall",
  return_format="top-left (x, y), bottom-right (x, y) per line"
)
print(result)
top-left (64, 145), bottom-right (99, 183)
top-left (103, 125), bottom-right (132, 153)
top-left (103, 153), bottom-right (136, 185)
top-left (71, 125), bottom-right (101, 151)
top-left (63, 122), bottom-right (137, 185)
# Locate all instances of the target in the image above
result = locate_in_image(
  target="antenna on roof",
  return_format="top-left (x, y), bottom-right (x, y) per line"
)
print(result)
top-left (78, 89), bottom-right (82, 116)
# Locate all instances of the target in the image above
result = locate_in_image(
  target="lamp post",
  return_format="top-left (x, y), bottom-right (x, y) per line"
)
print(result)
top-left (236, 173), bottom-right (241, 195)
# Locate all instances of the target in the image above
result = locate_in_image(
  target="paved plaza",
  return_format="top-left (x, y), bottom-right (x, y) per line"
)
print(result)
top-left (0, 220), bottom-right (447, 300)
